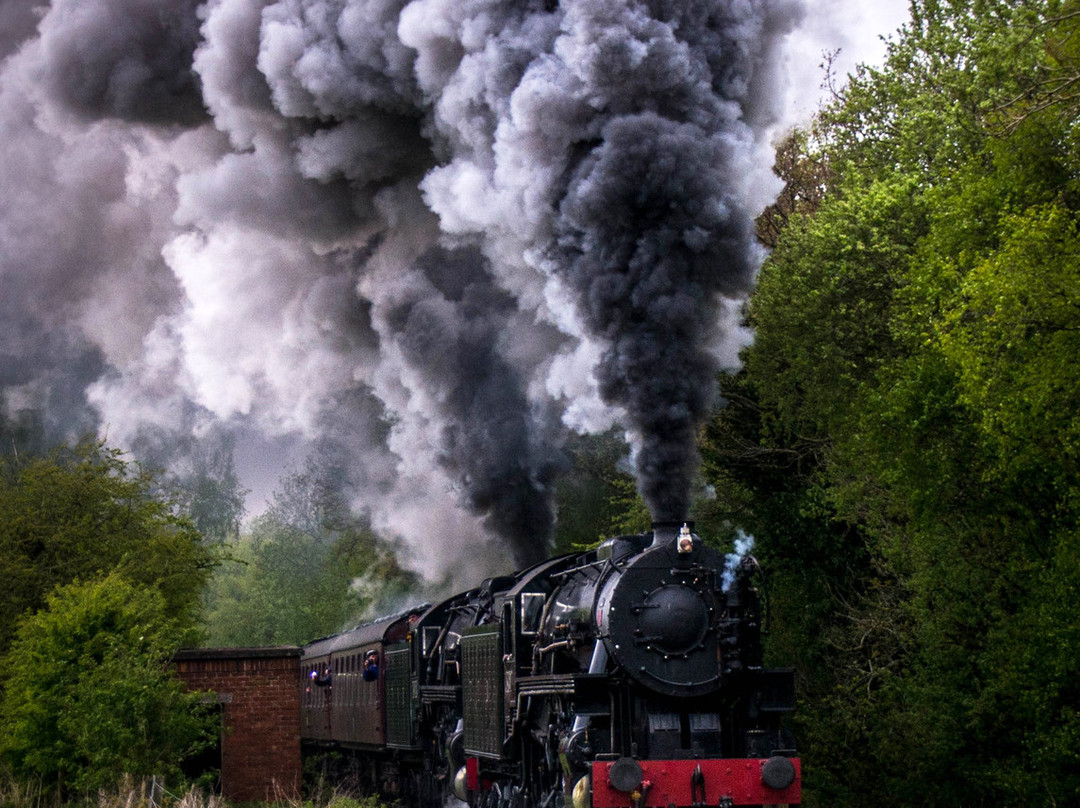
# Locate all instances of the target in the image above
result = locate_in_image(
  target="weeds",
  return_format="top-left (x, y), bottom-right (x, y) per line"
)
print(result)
top-left (0, 769), bottom-right (395, 808)
top-left (0, 774), bottom-right (226, 808)
top-left (0, 770), bottom-right (47, 808)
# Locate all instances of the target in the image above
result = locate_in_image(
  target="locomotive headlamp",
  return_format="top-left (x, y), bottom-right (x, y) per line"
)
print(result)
top-left (453, 766), bottom-right (469, 802)
top-left (677, 523), bottom-right (694, 553)
top-left (571, 775), bottom-right (592, 808)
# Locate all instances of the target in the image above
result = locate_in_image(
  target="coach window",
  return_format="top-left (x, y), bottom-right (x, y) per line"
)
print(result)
top-left (520, 593), bottom-right (545, 635)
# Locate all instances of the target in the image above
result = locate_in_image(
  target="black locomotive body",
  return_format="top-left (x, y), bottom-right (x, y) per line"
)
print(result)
top-left (300, 524), bottom-right (800, 807)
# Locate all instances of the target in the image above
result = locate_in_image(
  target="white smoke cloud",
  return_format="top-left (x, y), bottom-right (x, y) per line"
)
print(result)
top-left (722, 531), bottom-right (756, 591)
top-left (0, 0), bottom-right (903, 587)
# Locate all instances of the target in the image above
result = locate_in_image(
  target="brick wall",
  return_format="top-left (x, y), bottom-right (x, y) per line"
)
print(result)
top-left (174, 647), bottom-right (302, 803)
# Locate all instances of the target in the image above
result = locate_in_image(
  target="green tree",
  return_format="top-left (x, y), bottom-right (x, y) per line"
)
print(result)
top-left (551, 430), bottom-right (643, 552)
top-left (0, 574), bottom-right (214, 796)
top-left (202, 458), bottom-right (415, 646)
top-left (0, 401), bottom-right (48, 462)
top-left (938, 203), bottom-right (1080, 485)
top-left (704, 1), bottom-right (1080, 804)
top-left (202, 513), bottom-right (365, 646)
top-left (550, 428), bottom-right (729, 552)
top-left (169, 435), bottom-right (247, 544)
top-left (0, 442), bottom-right (214, 654)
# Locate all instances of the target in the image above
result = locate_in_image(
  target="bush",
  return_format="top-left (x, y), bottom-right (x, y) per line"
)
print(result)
top-left (0, 574), bottom-right (216, 797)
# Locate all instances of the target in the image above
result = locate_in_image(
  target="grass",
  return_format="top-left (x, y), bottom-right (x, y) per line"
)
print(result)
top-left (0, 772), bottom-right (394, 808)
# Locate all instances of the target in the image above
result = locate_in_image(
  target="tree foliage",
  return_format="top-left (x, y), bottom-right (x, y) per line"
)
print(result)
top-left (552, 429), bottom-right (736, 553)
top-left (0, 575), bottom-right (214, 796)
top-left (169, 435), bottom-right (247, 544)
top-left (0, 442), bottom-right (213, 655)
top-left (202, 457), bottom-right (417, 646)
top-left (552, 430), bottom-right (649, 552)
top-left (703, 1), bottom-right (1080, 804)
top-left (0, 442), bottom-right (217, 795)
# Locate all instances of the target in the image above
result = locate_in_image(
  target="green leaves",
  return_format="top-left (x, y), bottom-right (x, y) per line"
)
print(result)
top-left (939, 203), bottom-right (1080, 482)
top-left (747, 176), bottom-right (926, 444)
top-left (201, 461), bottom-right (416, 646)
top-left (0, 442), bottom-right (213, 653)
top-left (0, 575), bottom-right (214, 795)
top-left (0, 443), bottom-right (218, 796)
top-left (702, 1), bottom-right (1080, 804)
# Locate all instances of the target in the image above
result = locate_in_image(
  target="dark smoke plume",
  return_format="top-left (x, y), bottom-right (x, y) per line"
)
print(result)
top-left (0, 0), bottom-right (802, 584)
top-left (384, 244), bottom-right (567, 568)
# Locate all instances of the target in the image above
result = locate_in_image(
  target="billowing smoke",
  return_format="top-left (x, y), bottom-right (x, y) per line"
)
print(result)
top-left (0, 0), bottom-right (802, 583)
top-left (723, 530), bottom-right (756, 590)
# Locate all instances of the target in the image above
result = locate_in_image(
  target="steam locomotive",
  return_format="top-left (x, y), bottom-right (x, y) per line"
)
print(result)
top-left (301, 523), bottom-right (800, 808)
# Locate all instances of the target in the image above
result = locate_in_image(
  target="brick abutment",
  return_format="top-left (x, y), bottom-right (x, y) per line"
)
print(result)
top-left (174, 647), bottom-right (302, 803)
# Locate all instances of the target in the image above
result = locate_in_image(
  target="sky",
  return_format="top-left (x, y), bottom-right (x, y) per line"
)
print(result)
top-left (785, 0), bottom-right (910, 125)
top-left (0, 0), bottom-right (912, 588)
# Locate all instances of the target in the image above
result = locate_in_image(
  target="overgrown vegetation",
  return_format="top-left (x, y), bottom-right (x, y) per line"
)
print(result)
top-left (1, 577), bottom-right (214, 794)
top-left (0, 771), bottom-right (393, 808)
top-left (0, 444), bottom-right (213, 652)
